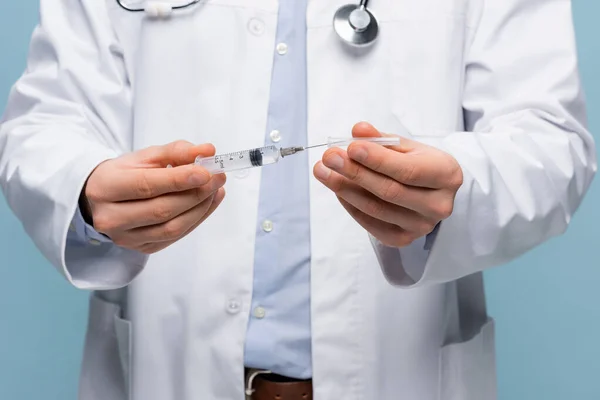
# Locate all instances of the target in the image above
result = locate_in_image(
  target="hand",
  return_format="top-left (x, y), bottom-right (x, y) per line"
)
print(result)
top-left (313, 122), bottom-right (463, 248)
top-left (83, 140), bottom-right (226, 254)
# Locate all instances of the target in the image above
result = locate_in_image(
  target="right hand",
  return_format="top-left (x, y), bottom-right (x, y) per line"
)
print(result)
top-left (82, 140), bottom-right (226, 254)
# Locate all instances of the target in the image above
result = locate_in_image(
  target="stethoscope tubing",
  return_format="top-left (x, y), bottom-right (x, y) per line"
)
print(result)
top-left (115, 0), bottom-right (201, 12)
top-left (114, 0), bottom-right (378, 47)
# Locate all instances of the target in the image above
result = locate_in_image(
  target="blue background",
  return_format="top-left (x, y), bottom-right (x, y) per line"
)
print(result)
top-left (0, 1), bottom-right (598, 399)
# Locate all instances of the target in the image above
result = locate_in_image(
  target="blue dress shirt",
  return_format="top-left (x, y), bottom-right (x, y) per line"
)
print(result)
top-left (242, 0), bottom-right (312, 379)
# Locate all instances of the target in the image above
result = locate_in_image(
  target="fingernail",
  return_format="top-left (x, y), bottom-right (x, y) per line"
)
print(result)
top-left (314, 163), bottom-right (332, 180)
top-left (189, 173), bottom-right (208, 186)
top-left (349, 146), bottom-right (368, 162)
top-left (324, 154), bottom-right (344, 170)
top-left (214, 173), bottom-right (227, 188)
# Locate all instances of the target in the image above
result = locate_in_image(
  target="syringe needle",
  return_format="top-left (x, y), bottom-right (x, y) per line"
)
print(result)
top-left (302, 143), bottom-right (328, 150)
top-left (281, 137), bottom-right (401, 157)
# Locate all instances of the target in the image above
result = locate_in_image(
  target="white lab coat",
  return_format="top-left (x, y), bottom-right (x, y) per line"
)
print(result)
top-left (0, 0), bottom-right (595, 399)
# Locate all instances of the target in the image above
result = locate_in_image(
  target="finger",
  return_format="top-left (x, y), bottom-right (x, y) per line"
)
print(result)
top-left (330, 176), bottom-right (436, 235)
top-left (123, 198), bottom-right (214, 248)
top-left (351, 122), bottom-right (381, 139)
top-left (100, 163), bottom-right (224, 201)
top-left (351, 121), bottom-right (419, 153)
top-left (128, 186), bottom-right (225, 245)
top-left (135, 188), bottom-right (226, 253)
top-left (350, 122), bottom-right (438, 185)
top-left (350, 123), bottom-right (462, 189)
top-left (337, 198), bottom-right (418, 248)
top-left (316, 156), bottom-right (444, 218)
top-left (96, 176), bottom-right (226, 232)
top-left (133, 140), bottom-right (216, 168)
top-left (128, 194), bottom-right (215, 244)
top-left (322, 147), bottom-right (427, 200)
top-left (346, 140), bottom-right (454, 188)
top-left (180, 186), bottom-right (225, 236)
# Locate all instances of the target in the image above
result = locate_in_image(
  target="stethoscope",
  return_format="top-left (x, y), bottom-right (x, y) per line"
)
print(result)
top-left (115, 0), bottom-right (379, 47)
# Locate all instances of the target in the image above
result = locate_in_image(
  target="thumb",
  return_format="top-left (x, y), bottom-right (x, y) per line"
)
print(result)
top-left (135, 140), bottom-right (216, 168)
top-left (351, 121), bottom-right (381, 138)
top-left (352, 121), bottom-right (420, 153)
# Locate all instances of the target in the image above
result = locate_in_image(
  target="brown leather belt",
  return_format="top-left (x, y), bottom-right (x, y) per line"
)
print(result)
top-left (246, 370), bottom-right (313, 400)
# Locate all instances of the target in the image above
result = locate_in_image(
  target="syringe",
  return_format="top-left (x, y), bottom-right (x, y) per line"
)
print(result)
top-left (194, 136), bottom-right (401, 174)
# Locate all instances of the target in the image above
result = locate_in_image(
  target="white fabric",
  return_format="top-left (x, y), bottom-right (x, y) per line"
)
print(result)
top-left (0, 0), bottom-right (595, 399)
top-left (145, 2), bottom-right (173, 18)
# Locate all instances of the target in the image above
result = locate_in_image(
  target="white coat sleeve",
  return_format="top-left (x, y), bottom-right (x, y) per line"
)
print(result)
top-left (375, 0), bottom-right (597, 287)
top-left (0, 0), bottom-right (148, 290)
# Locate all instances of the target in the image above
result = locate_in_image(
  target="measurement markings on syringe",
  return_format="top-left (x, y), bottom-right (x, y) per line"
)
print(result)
top-left (213, 148), bottom-right (265, 169)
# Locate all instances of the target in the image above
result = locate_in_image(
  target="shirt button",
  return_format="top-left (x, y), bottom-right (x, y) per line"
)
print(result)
top-left (69, 223), bottom-right (75, 232)
top-left (248, 18), bottom-right (265, 36)
top-left (253, 306), bottom-right (266, 319)
top-left (89, 238), bottom-right (102, 246)
top-left (269, 130), bottom-right (281, 143)
top-left (261, 220), bottom-right (273, 233)
top-left (276, 42), bottom-right (288, 55)
top-left (226, 299), bottom-right (242, 314)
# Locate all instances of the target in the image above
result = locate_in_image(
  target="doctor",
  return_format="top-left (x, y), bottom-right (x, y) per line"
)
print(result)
top-left (0, 0), bottom-right (595, 399)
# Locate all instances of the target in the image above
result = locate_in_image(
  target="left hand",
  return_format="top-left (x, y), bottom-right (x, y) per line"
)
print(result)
top-left (313, 122), bottom-right (463, 248)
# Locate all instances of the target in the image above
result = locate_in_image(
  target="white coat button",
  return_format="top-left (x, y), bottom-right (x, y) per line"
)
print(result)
top-left (248, 18), bottom-right (265, 36)
top-left (262, 220), bottom-right (273, 232)
top-left (276, 43), bottom-right (288, 55)
top-left (227, 299), bottom-right (242, 314)
top-left (89, 239), bottom-right (101, 246)
top-left (253, 306), bottom-right (266, 319)
top-left (269, 130), bottom-right (281, 143)
top-left (235, 169), bottom-right (250, 179)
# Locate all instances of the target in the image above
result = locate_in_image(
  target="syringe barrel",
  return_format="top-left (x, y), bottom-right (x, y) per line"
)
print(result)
top-left (195, 145), bottom-right (281, 174)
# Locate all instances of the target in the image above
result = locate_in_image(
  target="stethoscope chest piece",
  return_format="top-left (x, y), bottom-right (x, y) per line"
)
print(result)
top-left (334, 2), bottom-right (379, 47)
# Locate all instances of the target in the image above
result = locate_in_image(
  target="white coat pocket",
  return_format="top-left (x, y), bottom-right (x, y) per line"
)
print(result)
top-left (386, 13), bottom-right (468, 137)
top-left (439, 318), bottom-right (497, 400)
top-left (79, 293), bottom-right (132, 400)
